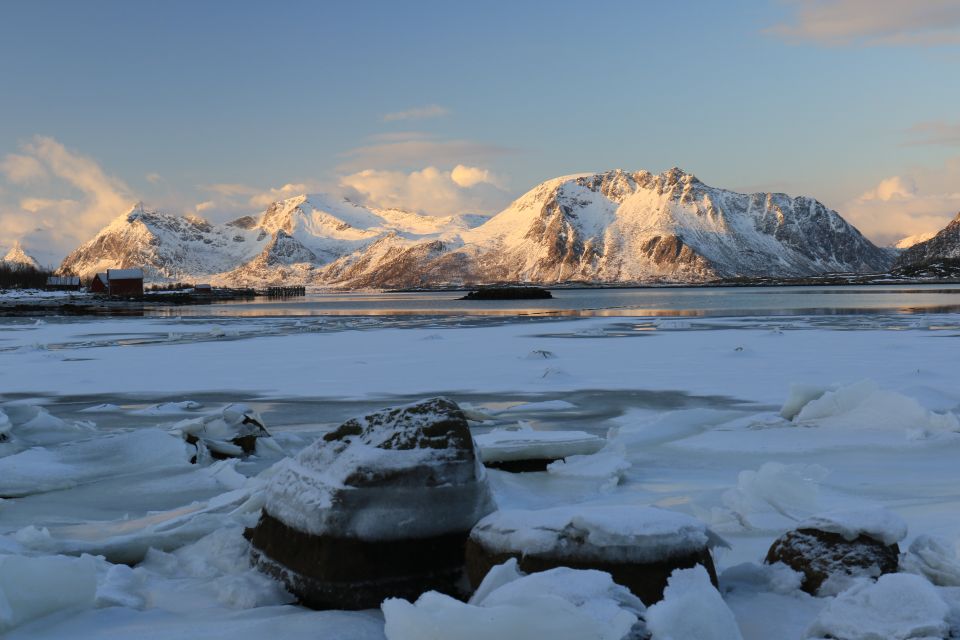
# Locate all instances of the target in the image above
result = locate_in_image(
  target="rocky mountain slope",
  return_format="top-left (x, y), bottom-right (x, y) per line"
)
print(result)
top-left (2, 241), bottom-right (41, 270)
top-left (895, 213), bottom-right (960, 268)
top-left (59, 169), bottom-right (893, 287)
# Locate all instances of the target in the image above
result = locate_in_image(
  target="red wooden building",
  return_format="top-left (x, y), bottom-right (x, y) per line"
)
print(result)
top-left (89, 272), bottom-right (109, 293)
top-left (105, 268), bottom-right (144, 296)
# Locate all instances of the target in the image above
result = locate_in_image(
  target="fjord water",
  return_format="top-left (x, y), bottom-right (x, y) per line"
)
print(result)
top-left (149, 284), bottom-right (960, 318)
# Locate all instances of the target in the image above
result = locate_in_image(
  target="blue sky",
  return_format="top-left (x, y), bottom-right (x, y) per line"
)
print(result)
top-left (2, 0), bottom-right (960, 263)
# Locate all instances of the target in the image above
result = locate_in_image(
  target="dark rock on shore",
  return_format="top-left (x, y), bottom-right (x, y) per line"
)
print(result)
top-left (460, 287), bottom-right (553, 300)
top-left (246, 397), bottom-right (495, 610)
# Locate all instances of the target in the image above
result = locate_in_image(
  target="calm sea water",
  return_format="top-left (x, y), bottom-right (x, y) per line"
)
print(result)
top-left (146, 284), bottom-right (960, 318)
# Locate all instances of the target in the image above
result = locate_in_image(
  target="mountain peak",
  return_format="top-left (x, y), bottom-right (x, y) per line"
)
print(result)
top-left (3, 240), bottom-right (41, 269)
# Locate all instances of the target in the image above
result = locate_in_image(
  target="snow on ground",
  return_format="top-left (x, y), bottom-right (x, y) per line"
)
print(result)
top-left (1, 312), bottom-right (960, 638)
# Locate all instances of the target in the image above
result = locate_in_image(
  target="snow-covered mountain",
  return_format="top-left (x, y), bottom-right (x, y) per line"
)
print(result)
top-left (895, 212), bottom-right (960, 267)
top-left (59, 169), bottom-right (892, 287)
top-left (2, 241), bottom-right (41, 270)
top-left (893, 231), bottom-right (938, 250)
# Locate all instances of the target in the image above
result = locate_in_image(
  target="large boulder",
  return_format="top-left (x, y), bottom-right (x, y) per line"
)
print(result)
top-left (466, 504), bottom-right (725, 605)
top-left (764, 507), bottom-right (906, 595)
top-left (246, 397), bottom-right (495, 610)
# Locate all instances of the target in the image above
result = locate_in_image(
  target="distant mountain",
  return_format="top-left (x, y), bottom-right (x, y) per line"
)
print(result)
top-left (2, 241), bottom-right (41, 270)
top-left (894, 213), bottom-right (960, 270)
top-left (59, 169), bottom-right (892, 287)
top-left (893, 231), bottom-right (938, 250)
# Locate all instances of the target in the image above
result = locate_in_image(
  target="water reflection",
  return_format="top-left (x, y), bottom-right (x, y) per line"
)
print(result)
top-left (141, 284), bottom-right (960, 319)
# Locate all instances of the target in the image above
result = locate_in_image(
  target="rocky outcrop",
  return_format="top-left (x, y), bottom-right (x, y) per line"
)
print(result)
top-left (465, 505), bottom-right (725, 605)
top-left (894, 212), bottom-right (960, 272)
top-left (177, 404), bottom-right (272, 461)
top-left (245, 397), bottom-right (495, 610)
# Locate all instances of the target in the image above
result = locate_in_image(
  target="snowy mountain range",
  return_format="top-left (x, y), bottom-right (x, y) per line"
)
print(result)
top-left (2, 241), bottom-right (41, 270)
top-left (58, 169), bottom-right (893, 287)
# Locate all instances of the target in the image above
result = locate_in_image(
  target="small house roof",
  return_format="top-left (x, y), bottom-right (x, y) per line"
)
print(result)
top-left (46, 276), bottom-right (81, 285)
top-left (107, 268), bottom-right (144, 280)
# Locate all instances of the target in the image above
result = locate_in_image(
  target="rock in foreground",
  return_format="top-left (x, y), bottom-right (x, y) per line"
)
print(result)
top-left (246, 397), bottom-right (495, 610)
top-left (765, 508), bottom-right (906, 595)
top-left (466, 504), bottom-right (725, 605)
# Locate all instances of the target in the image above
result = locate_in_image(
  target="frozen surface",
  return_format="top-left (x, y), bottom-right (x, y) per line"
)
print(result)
top-left (1, 313), bottom-right (960, 637)
top-left (0, 554), bottom-right (97, 632)
top-left (646, 565), bottom-right (744, 640)
top-left (806, 574), bottom-right (950, 640)
top-left (382, 559), bottom-right (644, 640)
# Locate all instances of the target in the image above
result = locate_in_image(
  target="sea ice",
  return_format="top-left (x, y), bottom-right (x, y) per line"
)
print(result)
top-left (474, 424), bottom-right (605, 463)
top-left (645, 565), bottom-right (744, 640)
top-left (382, 559), bottom-right (644, 640)
top-left (806, 574), bottom-right (950, 640)
top-left (0, 553), bottom-right (97, 632)
top-left (902, 535), bottom-right (960, 587)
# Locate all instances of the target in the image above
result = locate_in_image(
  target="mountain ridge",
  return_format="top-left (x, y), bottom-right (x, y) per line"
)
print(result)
top-left (58, 168), bottom-right (893, 287)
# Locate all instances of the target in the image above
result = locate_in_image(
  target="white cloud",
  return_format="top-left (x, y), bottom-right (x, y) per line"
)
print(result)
top-left (841, 158), bottom-right (960, 246)
top-left (768, 0), bottom-right (960, 46)
top-left (450, 164), bottom-right (502, 188)
top-left (146, 172), bottom-right (163, 184)
top-left (339, 166), bottom-right (510, 216)
top-left (1, 154), bottom-right (47, 183)
top-left (382, 104), bottom-right (450, 122)
top-left (0, 136), bottom-right (136, 263)
top-left (194, 200), bottom-right (215, 213)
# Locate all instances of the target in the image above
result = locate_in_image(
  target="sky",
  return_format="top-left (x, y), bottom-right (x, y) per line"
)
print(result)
top-left (2, 0), bottom-right (960, 264)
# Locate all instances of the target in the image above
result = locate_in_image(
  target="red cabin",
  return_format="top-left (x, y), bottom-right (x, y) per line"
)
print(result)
top-left (90, 272), bottom-right (109, 293)
top-left (106, 268), bottom-right (144, 296)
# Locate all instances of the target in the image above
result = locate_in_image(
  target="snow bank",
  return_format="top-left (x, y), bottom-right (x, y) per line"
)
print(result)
top-left (797, 507), bottom-right (907, 546)
top-left (806, 574), bottom-right (949, 640)
top-left (0, 428), bottom-right (192, 497)
top-left (471, 504), bottom-right (724, 563)
top-left (474, 425), bottom-right (604, 463)
top-left (645, 565), bottom-right (744, 640)
top-left (382, 559), bottom-right (644, 640)
top-left (902, 535), bottom-right (960, 587)
top-left (791, 380), bottom-right (959, 436)
top-left (780, 384), bottom-right (828, 420)
top-left (0, 554), bottom-right (97, 632)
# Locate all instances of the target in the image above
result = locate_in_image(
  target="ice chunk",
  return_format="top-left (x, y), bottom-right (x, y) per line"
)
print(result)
top-left (0, 554), bottom-right (97, 632)
top-left (645, 565), bottom-right (744, 640)
top-left (131, 400), bottom-right (203, 416)
top-left (902, 535), bottom-right (960, 587)
top-left (382, 560), bottom-right (644, 640)
top-left (719, 562), bottom-right (804, 596)
top-left (780, 384), bottom-right (829, 420)
top-left (475, 425), bottom-right (604, 463)
top-left (797, 507), bottom-right (907, 546)
top-left (0, 428), bottom-right (192, 497)
top-left (546, 445), bottom-right (630, 490)
top-left (1, 405), bottom-right (95, 446)
top-left (470, 504), bottom-right (724, 564)
top-left (78, 403), bottom-right (122, 414)
top-left (176, 403), bottom-right (271, 459)
top-left (721, 462), bottom-right (828, 526)
top-left (792, 380), bottom-right (959, 436)
top-left (806, 574), bottom-right (949, 640)
top-left (95, 564), bottom-right (147, 609)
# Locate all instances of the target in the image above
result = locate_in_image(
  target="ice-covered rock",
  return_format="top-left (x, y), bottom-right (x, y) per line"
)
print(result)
top-left (382, 559), bottom-right (645, 640)
top-left (466, 504), bottom-right (725, 604)
top-left (177, 403), bottom-right (273, 461)
top-left (0, 554), bottom-right (97, 633)
top-left (806, 573), bottom-right (949, 640)
top-left (902, 535), bottom-right (960, 587)
top-left (474, 424), bottom-right (605, 472)
top-left (645, 565), bottom-right (744, 640)
top-left (246, 397), bottom-right (495, 609)
top-left (765, 508), bottom-right (906, 595)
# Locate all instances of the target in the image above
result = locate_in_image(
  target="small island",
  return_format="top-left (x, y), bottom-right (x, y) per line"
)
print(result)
top-left (459, 286), bottom-right (553, 300)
